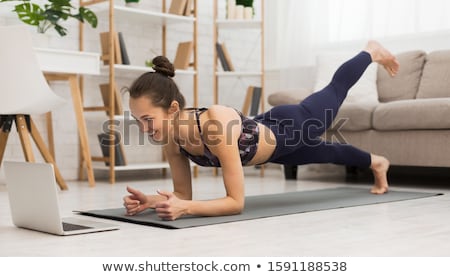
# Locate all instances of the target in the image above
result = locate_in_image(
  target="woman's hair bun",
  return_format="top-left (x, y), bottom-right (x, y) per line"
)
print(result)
top-left (152, 56), bottom-right (175, 77)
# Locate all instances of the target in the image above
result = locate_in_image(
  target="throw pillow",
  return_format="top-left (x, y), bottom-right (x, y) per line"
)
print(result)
top-left (267, 89), bottom-right (307, 106)
top-left (416, 50), bottom-right (450, 99)
top-left (313, 52), bottom-right (378, 105)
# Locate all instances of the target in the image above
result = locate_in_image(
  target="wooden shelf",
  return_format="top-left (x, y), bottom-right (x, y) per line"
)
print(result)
top-left (216, 19), bottom-right (262, 29)
top-left (212, 0), bottom-right (265, 177)
top-left (215, 71), bottom-right (262, 77)
top-left (93, 161), bottom-right (197, 171)
top-left (35, 48), bottom-right (100, 75)
top-left (100, 64), bottom-right (196, 78)
top-left (213, 0), bottom-right (265, 108)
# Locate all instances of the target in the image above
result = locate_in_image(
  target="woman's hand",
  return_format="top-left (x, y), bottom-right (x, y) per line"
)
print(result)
top-left (154, 190), bottom-right (188, 221)
top-left (123, 186), bottom-right (150, 216)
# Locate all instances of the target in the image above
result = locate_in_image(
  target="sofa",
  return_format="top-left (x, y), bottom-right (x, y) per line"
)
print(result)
top-left (268, 50), bottom-right (450, 179)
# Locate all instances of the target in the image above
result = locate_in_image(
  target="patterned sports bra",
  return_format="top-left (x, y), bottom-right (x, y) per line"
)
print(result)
top-left (178, 108), bottom-right (259, 167)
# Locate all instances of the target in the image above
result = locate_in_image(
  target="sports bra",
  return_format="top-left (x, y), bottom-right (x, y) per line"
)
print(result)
top-left (178, 108), bottom-right (259, 167)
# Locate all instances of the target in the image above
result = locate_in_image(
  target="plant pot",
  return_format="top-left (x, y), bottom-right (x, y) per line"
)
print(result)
top-left (32, 32), bottom-right (52, 48)
top-left (125, 2), bottom-right (139, 8)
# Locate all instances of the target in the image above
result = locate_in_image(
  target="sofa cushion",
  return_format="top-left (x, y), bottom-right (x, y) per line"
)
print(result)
top-left (377, 50), bottom-right (426, 102)
top-left (329, 102), bottom-right (377, 131)
top-left (267, 90), bottom-right (306, 106)
top-left (416, 50), bottom-right (450, 99)
top-left (313, 52), bottom-right (379, 105)
top-left (373, 98), bottom-right (450, 130)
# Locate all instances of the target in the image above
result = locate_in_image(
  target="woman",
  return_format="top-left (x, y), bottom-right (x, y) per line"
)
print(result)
top-left (123, 40), bottom-right (399, 221)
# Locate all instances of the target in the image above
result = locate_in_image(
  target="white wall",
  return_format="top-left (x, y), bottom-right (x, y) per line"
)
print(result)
top-left (0, 0), bottom-right (269, 181)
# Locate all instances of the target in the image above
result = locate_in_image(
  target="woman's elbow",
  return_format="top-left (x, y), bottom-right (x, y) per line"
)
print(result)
top-left (230, 200), bottom-right (245, 215)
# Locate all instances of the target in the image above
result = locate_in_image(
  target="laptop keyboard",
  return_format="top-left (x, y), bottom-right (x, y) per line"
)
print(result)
top-left (62, 222), bottom-right (93, 231)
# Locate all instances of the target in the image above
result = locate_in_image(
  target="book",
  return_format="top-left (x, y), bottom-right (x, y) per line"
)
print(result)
top-left (97, 131), bottom-right (127, 166)
top-left (216, 42), bottom-right (228, 71)
top-left (99, 83), bottom-right (124, 116)
top-left (118, 32), bottom-right (130, 65)
top-left (216, 42), bottom-right (234, 71)
top-left (99, 31), bottom-right (122, 65)
top-left (114, 32), bottom-right (122, 65)
top-left (168, 0), bottom-right (187, 15)
top-left (242, 86), bottom-right (262, 116)
top-left (221, 42), bottom-right (235, 71)
top-left (99, 32), bottom-right (110, 65)
top-left (184, 0), bottom-right (193, 16)
top-left (249, 86), bottom-right (262, 116)
top-left (173, 41), bottom-right (194, 69)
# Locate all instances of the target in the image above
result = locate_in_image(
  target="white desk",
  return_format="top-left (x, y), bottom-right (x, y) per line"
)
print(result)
top-left (35, 48), bottom-right (100, 75)
top-left (36, 48), bottom-right (100, 187)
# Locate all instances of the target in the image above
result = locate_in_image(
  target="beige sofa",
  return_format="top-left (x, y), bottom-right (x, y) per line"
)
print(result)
top-left (268, 50), bottom-right (450, 179)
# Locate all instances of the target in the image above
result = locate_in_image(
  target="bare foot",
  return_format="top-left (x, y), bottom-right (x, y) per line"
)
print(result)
top-left (370, 154), bottom-right (390, 194)
top-left (364, 40), bottom-right (400, 77)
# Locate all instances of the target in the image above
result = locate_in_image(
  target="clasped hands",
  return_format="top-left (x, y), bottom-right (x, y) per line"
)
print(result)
top-left (123, 186), bottom-right (186, 221)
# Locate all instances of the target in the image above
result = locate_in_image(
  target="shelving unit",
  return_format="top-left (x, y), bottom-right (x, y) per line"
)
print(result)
top-left (213, 0), bottom-right (265, 176)
top-left (79, 0), bottom-right (198, 184)
top-left (213, 0), bottom-right (265, 111)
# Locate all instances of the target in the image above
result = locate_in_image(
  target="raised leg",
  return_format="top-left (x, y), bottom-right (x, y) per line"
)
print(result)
top-left (364, 40), bottom-right (399, 77)
top-left (298, 41), bottom-right (399, 138)
top-left (299, 51), bottom-right (373, 138)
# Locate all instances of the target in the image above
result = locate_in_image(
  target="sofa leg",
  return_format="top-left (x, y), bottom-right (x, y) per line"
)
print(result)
top-left (345, 166), bottom-right (360, 180)
top-left (283, 165), bottom-right (298, 180)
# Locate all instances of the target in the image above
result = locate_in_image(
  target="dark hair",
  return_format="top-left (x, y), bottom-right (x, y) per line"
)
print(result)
top-left (127, 56), bottom-right (186, 110)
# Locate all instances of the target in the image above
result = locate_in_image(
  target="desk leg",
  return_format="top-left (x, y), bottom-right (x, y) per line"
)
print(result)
top-left (46, 112), bottom-right (55, 159)
top-left (29, 117), bottom-right (68, 190)
top-left (16, 115), bottom-right (36, 162)
top-left (0, 129), bottom-right (9, 165)
top-left (68, 75), bottom-right (95, 187)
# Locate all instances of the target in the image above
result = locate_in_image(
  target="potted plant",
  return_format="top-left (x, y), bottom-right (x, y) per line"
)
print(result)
top-left (236, 0), bottom-right (253, 7)
top-left (236, 0), bottom-right (254, 17)
top-left (0, 0), bottom-right (98, 36)
top-left (125, 0), bottom-right (139, 8)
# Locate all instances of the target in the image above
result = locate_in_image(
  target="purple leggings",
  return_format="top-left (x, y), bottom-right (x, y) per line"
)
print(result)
top-left (254, 51), bottom-right (372, 167)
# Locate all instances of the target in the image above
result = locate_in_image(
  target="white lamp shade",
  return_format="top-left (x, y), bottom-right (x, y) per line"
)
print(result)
top-left (0, 25), bottom-right (66, 115)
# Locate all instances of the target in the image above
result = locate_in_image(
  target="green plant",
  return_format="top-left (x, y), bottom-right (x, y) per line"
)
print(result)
top-left (236, 0), bottom-right (253, 7)
top-left (0, 0), bottom-right (97, 36)
top-left (144, 59), bottom-right (153, 68)
top-left (125, 0), bottom-right (139, 3)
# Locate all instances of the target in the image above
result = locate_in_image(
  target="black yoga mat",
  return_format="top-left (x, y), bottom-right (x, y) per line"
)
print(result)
top-left (77, 187), bottom-right (442, 229)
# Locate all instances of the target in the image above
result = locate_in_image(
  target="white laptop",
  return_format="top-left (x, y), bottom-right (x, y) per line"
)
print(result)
top-left (4, 161), bottom-right (119, 235)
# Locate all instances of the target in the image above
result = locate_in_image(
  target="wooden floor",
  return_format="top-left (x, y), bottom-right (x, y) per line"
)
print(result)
top-left (0, 165), bottom-right (449, 257)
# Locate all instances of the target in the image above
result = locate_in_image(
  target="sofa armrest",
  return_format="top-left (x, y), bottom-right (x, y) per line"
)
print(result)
top-left (268, 88), bottom-right (312, 106)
